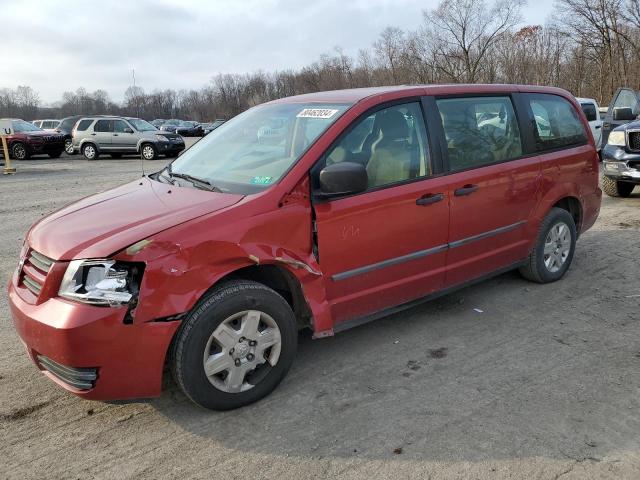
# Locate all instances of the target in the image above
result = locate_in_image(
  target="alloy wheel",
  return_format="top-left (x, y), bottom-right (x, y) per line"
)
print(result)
top-left (64, 140), bottom-right (74, 154)
top-left (142, 145), bottom-right (155, 160)
top-left (13, 144), bottom-right (26, 160)
top-left (202, 310), bottom-right (282, 393)
top-left (543, 221), bottom-right (571, 273)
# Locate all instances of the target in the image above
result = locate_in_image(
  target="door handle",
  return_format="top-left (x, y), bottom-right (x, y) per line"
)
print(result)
top-left (113, 134), bottom-right (119, 136)
top-left (91, 133), bottom-right (96, 136)
top-left (416, 193), bottom-right (444, 206)
top-left (454, 184), bottom-right (478, 196)
top-left (595, 125), bottom-right (602, 129)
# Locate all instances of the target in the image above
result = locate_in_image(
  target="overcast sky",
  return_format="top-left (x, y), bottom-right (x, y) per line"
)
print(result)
top-left (1, 0), bottom-right (555, 104)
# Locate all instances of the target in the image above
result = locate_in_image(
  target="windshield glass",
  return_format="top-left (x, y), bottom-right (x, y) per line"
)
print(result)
top-left (168, 102), bottom-right (350, 194)
top-left (13, 120), bottom-right (42, 132)
top-left (129, 118), bottom-right (157, 131)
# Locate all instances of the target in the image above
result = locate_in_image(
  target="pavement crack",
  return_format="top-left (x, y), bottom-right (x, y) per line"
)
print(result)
top-left (0, 400), bottom-right (52, 422)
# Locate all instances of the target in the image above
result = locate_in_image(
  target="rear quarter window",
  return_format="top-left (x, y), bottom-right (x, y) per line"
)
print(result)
top-left (527, 94), bottom-right (587, 151)
top-left (580, 103), bottom-right (597, 122)
top-left (76, 119), bottom-right (92, 131)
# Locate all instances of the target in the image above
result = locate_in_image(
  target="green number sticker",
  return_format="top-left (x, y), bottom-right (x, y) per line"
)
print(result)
top-left (250, 176), bottom-right (273, 185)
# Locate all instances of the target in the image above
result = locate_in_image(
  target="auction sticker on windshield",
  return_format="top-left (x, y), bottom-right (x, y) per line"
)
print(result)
top-left (296, 108), bottom-right (339, 119)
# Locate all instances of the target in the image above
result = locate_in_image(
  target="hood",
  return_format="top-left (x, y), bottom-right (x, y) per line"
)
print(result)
top-left (23, 131), bottom-right (64, 140)
top-left (28, 177), bottom-right (244, 260)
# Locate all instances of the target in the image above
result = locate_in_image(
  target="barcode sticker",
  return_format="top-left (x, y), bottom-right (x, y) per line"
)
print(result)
top-left (296, 108), bottom-right (339, 119)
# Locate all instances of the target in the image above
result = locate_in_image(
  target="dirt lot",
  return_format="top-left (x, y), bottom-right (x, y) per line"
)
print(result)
top-left (1, 152), bottom-right (640, 479)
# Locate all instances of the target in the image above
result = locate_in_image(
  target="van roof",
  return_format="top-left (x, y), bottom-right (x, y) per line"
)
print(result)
top-left (268, 84), bottom-right (573, 105)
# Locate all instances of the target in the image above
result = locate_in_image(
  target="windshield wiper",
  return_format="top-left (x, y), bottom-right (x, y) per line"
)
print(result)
top-left (168, 171), bottom-right (222, 192)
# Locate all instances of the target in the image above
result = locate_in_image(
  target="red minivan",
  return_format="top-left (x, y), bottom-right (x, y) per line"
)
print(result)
top-left (8, 85), bottom-right (601, 410)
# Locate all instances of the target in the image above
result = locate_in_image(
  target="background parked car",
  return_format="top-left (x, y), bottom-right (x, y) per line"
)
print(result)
top-left (150, 119), bottom-right (166, 128)
top-left (602, 87), bottom-right (640, 144)
top-left (0, 118), bottom-right (65, 159)
top-left (55, 115), bottom-right (83, 155)
top-left (577, 97), bottom-right (603, 152)
top-left (72, 116), bottom-right (185, 160)
top-left (31, 119), bottom-right (61, 131)
top-left (201, 119), bottom-right (226, 135)
top-left (160, 119), bottom-right (203, 136)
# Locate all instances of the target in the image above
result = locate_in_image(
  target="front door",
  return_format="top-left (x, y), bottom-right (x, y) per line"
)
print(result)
top-left (112, 119), bottom-right (138, 152)
top-left (313, 101), bottom-right (450, 324)
top-left (434, 95), bottom-right (541, 287)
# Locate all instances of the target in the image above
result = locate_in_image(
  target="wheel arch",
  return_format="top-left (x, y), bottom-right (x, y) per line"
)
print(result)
top-left (551, 196), bottom-right (582, 234)
top-left (80, 139), bottom-right (100, 153)
top-left (206, 264), bottom-right (313, 330)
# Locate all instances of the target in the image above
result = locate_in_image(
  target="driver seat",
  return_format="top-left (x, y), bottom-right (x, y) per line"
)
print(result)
top-left (366, 110), bottom-right (411, 187)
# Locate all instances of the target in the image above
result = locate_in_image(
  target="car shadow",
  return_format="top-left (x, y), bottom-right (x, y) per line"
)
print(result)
top-left (142, 229), bottom-right (640, 463)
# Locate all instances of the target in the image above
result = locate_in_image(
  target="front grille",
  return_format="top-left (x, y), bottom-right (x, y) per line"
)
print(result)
top-left (20, 250), bottom-right (54, 297)
top-left (37, 355), bottom-right (97, 390)
top-left (43, 135), bottom-right (63, 143)
top-left (628, 131), bottom-right (640, 151)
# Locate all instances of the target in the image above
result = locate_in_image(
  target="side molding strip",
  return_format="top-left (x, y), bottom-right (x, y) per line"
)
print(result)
top-left (331, 220), bottom-right (526, 282)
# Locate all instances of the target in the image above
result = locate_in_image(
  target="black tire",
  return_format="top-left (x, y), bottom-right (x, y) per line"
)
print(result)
top-left (11, 142), bottom-right (29, 160)
top-left (601, 176), bottom-right (635, 197)
top-left (140, 143), bottom-right (157, 160)
top-left (172, 280), bottom-right (298, 410)
top-left (48, 151), bottom-right (63, 159)
top-left (519, 207), bottom-right (577, 284)
top-left (64, 139), bottom-right (75, 155)
top-left (110, 153), bottom-right (123, 159)
top-left (82, 143), bottom-right (99, 160)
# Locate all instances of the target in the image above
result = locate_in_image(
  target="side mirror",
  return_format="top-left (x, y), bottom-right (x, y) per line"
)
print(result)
top-left (613, 107), bottom-right (636, 121)
top-left (124, 128), bottom-right (134, 134)
top-left (319, 162), bottom-right (368, 197)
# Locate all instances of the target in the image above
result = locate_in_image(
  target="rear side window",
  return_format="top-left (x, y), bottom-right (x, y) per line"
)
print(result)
top-left (76, 119), bottom-right (92, 131)
top-left (527, 94), bottom-right (587, 151)
top-left (580, 103), bottom-right (597, 122)
top-left (436, 96), bottom-right (522, 172)
top-left (94, 120), bottom-right (112, 133)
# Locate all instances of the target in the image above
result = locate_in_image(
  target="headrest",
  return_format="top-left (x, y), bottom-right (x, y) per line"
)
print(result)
top-left (379, 110), bottom-right (409, 140)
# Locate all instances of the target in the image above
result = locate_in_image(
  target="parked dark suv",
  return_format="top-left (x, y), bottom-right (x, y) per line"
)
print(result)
top-left (55, 115), bottom-right (83, 155)
top-left (601, 87), bottom-right (640, 145)
top-left (601, 122), bottom-right (640, 196)
top-left (1, 119), bottom-right (65, 159)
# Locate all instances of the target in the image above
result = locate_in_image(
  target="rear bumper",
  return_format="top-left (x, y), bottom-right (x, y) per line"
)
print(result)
top-left (8, 279), bottom-right (180, 400)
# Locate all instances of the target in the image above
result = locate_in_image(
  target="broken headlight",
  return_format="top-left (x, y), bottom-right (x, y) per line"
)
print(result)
top-left (58, 259), bottom-right (142, 306)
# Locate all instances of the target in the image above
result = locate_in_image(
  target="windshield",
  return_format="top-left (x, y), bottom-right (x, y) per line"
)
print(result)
top-left (167, 102), bottom-right (350, 194)
top-left (165, 119), bottom-right (181, 126)
top-left (129, 118), bottom-right (157, 131)
top-left (13, 119), bottom-right (42, 133)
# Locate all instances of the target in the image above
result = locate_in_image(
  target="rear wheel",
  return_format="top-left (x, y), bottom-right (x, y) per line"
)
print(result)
top-left (82, 143), bottom-right (98, 160)
top-left (140, 143), bottom-right (157, 160)
top-left (172, 280), bottom-right (297, 410)
top-left (519, 207), bottom-right (577, 284)
top-left (601, 176), bottom-right (635, 197)
top-left (11, 142), bottom-right (29, 160)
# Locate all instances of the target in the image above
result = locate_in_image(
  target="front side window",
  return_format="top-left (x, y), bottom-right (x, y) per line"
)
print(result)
top-left (322, 102), bottom-right (431, 189)
top-left (113, 120), bottom-right (130, 133)
top-left (168, 102), bottom-right (350, 194)
top-left (528, 94), bottom-right (587, 150)
top-left (437, 96), bottom-right (522, 171)
top-left (94, 120), bottom-right (112, 133)
top-left (613, 89), bottom-right (638, 114)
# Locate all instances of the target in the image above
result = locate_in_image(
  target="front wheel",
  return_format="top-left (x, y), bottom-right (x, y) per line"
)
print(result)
top-left (601, 176), bottom-right (635, 197)
top-left (172, 280), bottom-right (298, 410)
top-left (140, 143), bottom-right (157, 160)
top-left (519, 207), bottom-right (577, 283)
top-left (11, 142), bottom-right (29, 160)
top-left (64, 139), bottom-right (75, 155)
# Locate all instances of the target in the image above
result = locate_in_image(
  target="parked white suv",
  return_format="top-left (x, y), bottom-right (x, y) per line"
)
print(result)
top-left (577, 97), bottom-right (603, 152)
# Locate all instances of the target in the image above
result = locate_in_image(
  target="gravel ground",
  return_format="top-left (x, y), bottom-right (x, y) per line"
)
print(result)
top-left (1, 151), bottom-right (640, 479)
